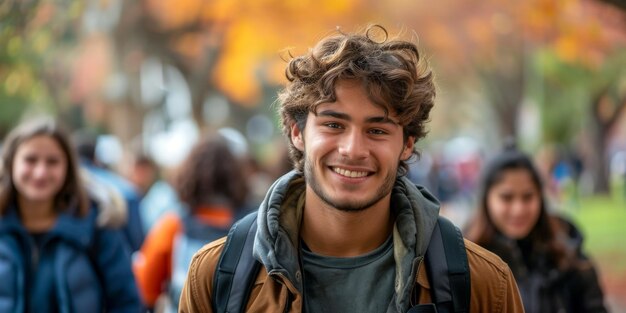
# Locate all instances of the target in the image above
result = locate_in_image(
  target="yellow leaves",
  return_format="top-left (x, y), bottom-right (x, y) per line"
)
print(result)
top-left (5, 70), bottom-right (24, 95)
top-left (202, 0), bottom-right (381, 105)
top-left (4, 65), bottom-right (35, 96)
top-left (321, 0), bottom-right (357, 15)
top-left (554, 35), bottom-right (579, 63)
top-left (520, 0), bottom-right (624, 68)
top-left (140, 0), bottom-right (409, 105)
top-left (201, 1), bottom-right (237, 23)
top-left (145, 0), bottom-right (204, 29)
top-left (213, 21), bottom-right (263, 105)
top-left (553, 27), bottom-right (604, 68)
top-left (7, 37), bottom-right (22, 57)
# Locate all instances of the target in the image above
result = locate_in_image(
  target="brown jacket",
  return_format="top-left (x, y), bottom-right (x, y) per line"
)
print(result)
top-left (179, 172), bottom-right (524, 313)
top-left (180, 237), bottom-right (523, 313)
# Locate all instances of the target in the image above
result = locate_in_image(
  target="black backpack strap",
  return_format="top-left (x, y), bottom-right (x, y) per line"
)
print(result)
top-left (413, 216), bottom-right (471, 313)
top-left (212, 211), bottom-right (262, 313)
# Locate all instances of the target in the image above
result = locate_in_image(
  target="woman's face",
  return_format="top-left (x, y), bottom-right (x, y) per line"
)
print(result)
top-left (487, 168), bottom-right (542, 240)
top-left (12, 135), bottom-right (68, 206)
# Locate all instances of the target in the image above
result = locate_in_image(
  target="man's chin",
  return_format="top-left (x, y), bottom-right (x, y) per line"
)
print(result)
top-left (321, 195), bottom-right (378, 212)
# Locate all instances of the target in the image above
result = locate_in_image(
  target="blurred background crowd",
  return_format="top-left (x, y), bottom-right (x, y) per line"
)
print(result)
top-left (1, 0), bottom-right (625, 312)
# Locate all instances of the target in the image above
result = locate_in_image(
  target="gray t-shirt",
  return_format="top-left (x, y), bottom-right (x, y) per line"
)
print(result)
top-left (301, 236), bottom-right (395, 313)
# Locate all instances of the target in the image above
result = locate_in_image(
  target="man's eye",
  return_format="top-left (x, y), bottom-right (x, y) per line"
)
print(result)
top-left (324, 122), bottom-right (342, 129)
top-left (369, 129), bottom-right (387, 135)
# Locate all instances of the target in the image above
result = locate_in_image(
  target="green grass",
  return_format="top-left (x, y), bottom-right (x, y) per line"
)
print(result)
top-left (564, 195), bottom-right (626, 272)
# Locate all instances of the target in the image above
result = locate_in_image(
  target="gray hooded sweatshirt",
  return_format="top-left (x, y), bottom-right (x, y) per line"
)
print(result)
top-left (252, 170), bottom-right (441, 313)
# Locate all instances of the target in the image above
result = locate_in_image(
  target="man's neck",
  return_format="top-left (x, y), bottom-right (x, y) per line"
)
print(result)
top-left (300, 187), bottom-right (393, 257)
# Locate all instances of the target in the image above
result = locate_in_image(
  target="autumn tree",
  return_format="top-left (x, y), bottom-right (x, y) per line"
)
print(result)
top-left (392, 0), bottom-right (626, 193)
top-left (101, 0), bottom-right (385, 138)
top-left (0, 0), bottom-right (85, 136)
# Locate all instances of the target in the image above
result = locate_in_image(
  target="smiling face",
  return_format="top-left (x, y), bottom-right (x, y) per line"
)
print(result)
top-left (291, 80), bottom-right (414, 212)
top-left (487, 168), bottom-right (542, 239)
top-left (12, 135), bottom-right (68, 207)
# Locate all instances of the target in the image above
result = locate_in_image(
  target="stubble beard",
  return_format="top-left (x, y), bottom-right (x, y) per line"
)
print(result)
top-left (303, 154), bottom-right (397, 212)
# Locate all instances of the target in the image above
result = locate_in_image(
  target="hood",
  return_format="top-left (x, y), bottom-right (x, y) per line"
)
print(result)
top-left (252, 170), bottom-right (440, 311)
top-left (81, 168), bottom-right (128, 228)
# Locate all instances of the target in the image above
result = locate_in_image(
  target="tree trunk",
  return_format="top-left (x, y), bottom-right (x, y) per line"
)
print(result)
top-left (588, 92), bottom-right (626, 194)
top-left (589, 109), bottom-right (610, 194)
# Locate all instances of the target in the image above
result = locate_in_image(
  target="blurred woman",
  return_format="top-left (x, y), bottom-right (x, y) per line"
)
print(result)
top-left (0, 118), bottom-right (141, 312)
top-left (465, 147), bottom-right (607, 313)
top-left (133, 133), bottom-right (249, 312)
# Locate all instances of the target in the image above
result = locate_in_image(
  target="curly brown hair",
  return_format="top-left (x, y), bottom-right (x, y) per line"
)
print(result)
top-left (277, 25), bottom-right (435, 175)
top-left (0, 118), bottom-right (89, 217)
top-left (174, 133), bottom-right (249, 212)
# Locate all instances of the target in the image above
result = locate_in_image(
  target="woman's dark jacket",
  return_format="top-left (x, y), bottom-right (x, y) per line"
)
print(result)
top-left (485, 217), bottom-right (607, 313)
top-left (0, 204), bottom-right (141, 313)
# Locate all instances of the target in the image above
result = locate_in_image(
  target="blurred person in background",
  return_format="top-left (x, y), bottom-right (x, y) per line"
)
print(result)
top-left (133, 133), bottom-right (250, 312)
top-left (124, 152), bottom-right (183, 234)
top-left (465, 146), bottom-right (607, 313)
top-left (73, 130), bottom-right (145, 252)
top-left (137, 169), bottom-right (183, 234)
top-left (0, 118), bottom-right (141, 312)
top-left (125, 153), bottom-right (159, 198)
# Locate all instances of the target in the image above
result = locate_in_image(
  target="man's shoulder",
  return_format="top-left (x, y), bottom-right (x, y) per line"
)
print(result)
top-left (463, 238), bottom-right (524, 312)
top-left (184, 236), bottom-right (228, 292)
top-left (179, 237), bottom-right (228, 312)
top-left (190, 236), bottom-right (228, 272)
top-left (464, 238), bottom-right (510, 278)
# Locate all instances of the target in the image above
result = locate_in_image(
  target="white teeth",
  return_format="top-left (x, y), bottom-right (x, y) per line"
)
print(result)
top-left (333, 167), bottom-right (368, 178)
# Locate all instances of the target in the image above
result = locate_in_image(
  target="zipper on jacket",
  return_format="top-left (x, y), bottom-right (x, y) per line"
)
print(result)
top-left (271, 272), bottom-right (298, 313)
top-left (31, 244), bottom-right (39, 273)
top-left (283, 292), bottom-right (292, 313)
top-left (409, 256), bottom-right (424, 306)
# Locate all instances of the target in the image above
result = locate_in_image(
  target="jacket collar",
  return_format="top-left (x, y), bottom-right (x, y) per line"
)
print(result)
top-left (0, 203), bottom-right (96, 250)
top-left (252, 170), bottom-right (441, 311)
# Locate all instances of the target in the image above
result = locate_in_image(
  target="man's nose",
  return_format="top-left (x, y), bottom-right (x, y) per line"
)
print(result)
top-left (338, 130), bottom-right (369, 159)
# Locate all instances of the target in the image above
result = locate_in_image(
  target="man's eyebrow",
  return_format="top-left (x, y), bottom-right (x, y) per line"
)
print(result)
top-left (317, 110), bottom-right (351, 121)
top-left (317, 110), bottom-right (399, 125)
top-left (366, 116), bottom-right (399, 126)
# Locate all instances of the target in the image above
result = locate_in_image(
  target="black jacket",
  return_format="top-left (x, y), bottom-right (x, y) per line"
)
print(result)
top-left (485, 217), bottom-right (607, 313)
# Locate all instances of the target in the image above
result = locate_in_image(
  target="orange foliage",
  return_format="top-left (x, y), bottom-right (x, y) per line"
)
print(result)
top-left (141, 0), bottom-right (386, 105)
top-left (141, 0), bottom-right (625, 105)
top-left (523, 0), bottom-right (625, 68)
top-left (144, 0), bottom-right (205, 29)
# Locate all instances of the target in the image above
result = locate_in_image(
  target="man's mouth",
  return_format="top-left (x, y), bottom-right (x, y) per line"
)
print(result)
top-left (331, 167), bottom-right (370, 178)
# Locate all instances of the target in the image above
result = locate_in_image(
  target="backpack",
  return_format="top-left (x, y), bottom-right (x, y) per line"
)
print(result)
top-left (169, 214), bottom-right (231, 310)
top-left (212, 212), bottom-right (471, 313)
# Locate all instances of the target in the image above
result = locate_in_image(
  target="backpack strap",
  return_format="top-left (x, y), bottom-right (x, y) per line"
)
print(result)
top-left (212, 213), bottom-right (470, 313)
top-left (417, 216), bottom-right (471, 313)
top-left (212, 211), bottom-right (261, 313)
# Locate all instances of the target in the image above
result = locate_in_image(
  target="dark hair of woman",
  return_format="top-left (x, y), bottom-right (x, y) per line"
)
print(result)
top-left (173, 133), bottom-right (249, 212)
top-left (0, 118), bottom-right (89, 216)
top-left (465, 148), bottom-right (578, 271)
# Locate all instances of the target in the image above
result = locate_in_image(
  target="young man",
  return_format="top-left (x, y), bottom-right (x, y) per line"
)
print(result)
top-left (179, 26), bottom-right (524, 313)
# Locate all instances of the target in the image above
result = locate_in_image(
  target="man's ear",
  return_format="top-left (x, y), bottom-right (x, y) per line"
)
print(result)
top-left (400, 136), bottom-right (415, 160)
top-left (290, 122), bottom-right (305, 151)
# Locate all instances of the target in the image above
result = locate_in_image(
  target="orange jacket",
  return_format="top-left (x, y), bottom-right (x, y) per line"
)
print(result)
top-left (132, 207), bottom-right (233, 306)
